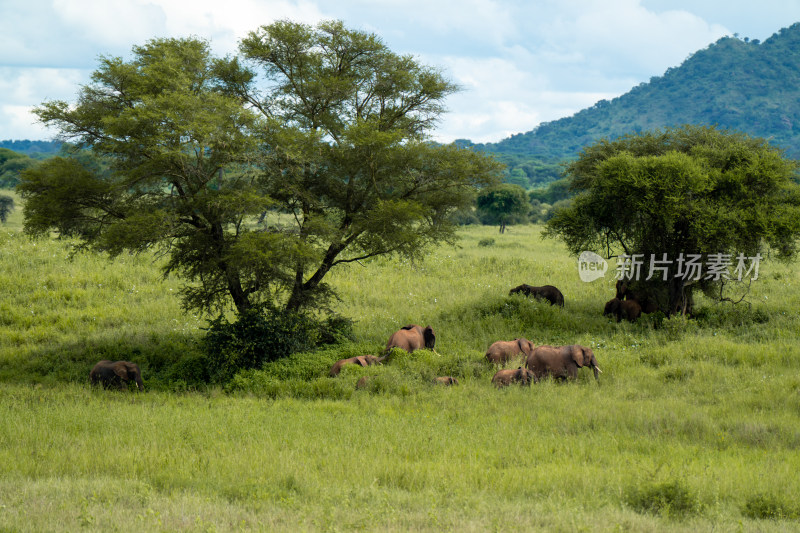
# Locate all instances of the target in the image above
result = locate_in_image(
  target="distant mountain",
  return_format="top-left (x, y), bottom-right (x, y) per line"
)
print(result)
top-left (470, 22), bottom-right (800, 185)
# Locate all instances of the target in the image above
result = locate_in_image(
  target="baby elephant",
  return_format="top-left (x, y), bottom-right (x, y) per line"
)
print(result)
top-left (603, 297), bottom-right (641, 322)
top-left (485, 338), bottom-right (535, 365)
top-left (509, 284), bottom-right (564, 307)
top-left (89, 360), bottom-right (144, 391)
top-left (329, 355), bottom-right (386, 377)
top-left (491, 367), bottom-right (535, 388)
top-left (434, 376), bottom-right (459, 385)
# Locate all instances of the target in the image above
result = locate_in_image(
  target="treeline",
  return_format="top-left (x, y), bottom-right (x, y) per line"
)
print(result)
top-left (0, 140), bottom-right (62, 157)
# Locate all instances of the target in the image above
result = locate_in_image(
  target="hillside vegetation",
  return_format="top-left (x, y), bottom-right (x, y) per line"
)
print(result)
top-left (1, 194), bottom-right (800, 530)
top-left (473, 22), bottom-right (800, 186)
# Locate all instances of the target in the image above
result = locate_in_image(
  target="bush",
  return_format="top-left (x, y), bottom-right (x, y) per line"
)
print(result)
top-left (625, 479), bottom-right (701, 519)
top-left (478, 238), bottom-right (495, 247)
top-left (203, 306), bottom-right (353, 383)
top-left (694, 304), bottom-right (770, 328)
top-left (742, 493), bottom-right (799, 520)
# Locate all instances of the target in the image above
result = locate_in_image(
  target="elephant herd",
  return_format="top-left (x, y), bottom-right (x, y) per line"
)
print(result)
top-left (487, 342), bottom-right (601, 387)
top-left (329, 316), bottom-right (602, 390)
top-left (89, 282), bottom-right (616, 392)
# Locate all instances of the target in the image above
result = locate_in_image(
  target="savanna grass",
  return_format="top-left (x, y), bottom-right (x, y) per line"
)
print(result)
top-left (2, 199), bottom-right (800, 531)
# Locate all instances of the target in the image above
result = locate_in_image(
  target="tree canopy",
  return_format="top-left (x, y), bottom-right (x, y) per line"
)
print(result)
top-left (545, 125), bottom-right (800, 313)
top-left (475, 183), bottom-right (530, 229)
top-left (19, 21), bottom-right (501, 316)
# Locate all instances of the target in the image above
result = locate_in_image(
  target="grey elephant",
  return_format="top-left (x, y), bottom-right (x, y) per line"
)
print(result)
top-left (491, 367), bottom-right (535, 387)
top-left (385, 324), bottom-right (436, 354)
top-left (329, 355), bottom-right (386, 377)
top-left (603, 297), bottom-right (641, 322)
top-left (485, 338), bottom-right (535, 365)
top-left (509, 284), bottom-right (564, 307)
top-left (525, 345), bottom-right (602, 381)
top-left (89, 360), bottom-right (144, 391)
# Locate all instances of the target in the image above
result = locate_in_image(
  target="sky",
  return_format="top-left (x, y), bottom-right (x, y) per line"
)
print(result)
top-left (1, 0), bottom-right (799, 144)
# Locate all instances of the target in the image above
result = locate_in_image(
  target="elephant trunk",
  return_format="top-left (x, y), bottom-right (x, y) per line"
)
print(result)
top-left (135, 377), bottom-right (145, 391)
top-left (592, 365), bottom-right (602, 380)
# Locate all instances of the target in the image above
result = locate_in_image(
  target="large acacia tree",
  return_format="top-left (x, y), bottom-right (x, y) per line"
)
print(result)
top-left (20, 21), bottom-right (501, 315)
top-left (545, 125), bottom-right (800, 314)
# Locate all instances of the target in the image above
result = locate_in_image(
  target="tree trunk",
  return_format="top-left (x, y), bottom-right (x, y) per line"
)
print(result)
top-left (285, 241), bottom-right (346, 312)
top-left (226, 268), bottom-right (251, 315)
top-left (667, 277), bottom-right (692, 316)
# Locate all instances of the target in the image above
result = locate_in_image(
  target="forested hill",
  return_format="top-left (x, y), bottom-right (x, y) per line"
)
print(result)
top-left (472, 22), bottom-right (800, 168)
top-left (0, 140), bottom-right (62, 157)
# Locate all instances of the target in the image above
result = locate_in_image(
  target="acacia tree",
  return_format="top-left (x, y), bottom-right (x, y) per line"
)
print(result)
top-left (545, 125), bottom-right (800, 314)
top-left (20, 22), bottom-right (501, 316)
top-left (476, 183), bottom-right (530, 232)
top-left (229, 20), bottom-right (502, 311)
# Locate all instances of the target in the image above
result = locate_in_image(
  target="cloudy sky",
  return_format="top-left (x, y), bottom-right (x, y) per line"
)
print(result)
top-left (1, 0), bottom-right (799, 143)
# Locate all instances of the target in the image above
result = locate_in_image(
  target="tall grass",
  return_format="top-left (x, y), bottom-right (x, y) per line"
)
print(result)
top-left (2, 198), bottom-right (800, 531)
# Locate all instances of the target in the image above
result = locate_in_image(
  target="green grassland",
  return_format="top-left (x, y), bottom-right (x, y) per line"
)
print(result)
top-left (2, 194), bottom-right (800, 531)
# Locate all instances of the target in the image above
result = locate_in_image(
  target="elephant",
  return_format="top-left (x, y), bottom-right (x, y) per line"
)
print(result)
top-left (485, 338), bottom-right (535, 365)
top-left (434, 376), bottom-right (459, 385)
top-left (491, 367), bottom-right (535, 388)
top-left (329, 354), bottom-right (386, 377)
top-left (509, 284), bottom-right (564, 307)
top-left (603, 297), bottom-right (641, 322)
top-left (89, 360), bottom-right (144, 391)
top-left (525, 345), bottom-right (602, 381)
top-left (385, 324), bottom-right (436, 354)
top-left (615, 280), bottom-right (659, 314)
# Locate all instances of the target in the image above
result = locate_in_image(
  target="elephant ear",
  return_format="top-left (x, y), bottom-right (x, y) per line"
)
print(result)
top-left (423, 326), bottom-right (436, 349)
top-left (354, 356), bottom-right (368, 367)
top-left (569, 345), bottom-right (585, 367)
top-left (519, 338), bottom-right (534, 354)
top-left (112, 363), bottom-right (129, 379)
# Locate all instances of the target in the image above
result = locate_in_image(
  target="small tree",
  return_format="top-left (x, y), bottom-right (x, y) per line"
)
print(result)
top-left (476, 183), bottom-right (530, 232)
top-left (545, 125), bottom-right (800, 314)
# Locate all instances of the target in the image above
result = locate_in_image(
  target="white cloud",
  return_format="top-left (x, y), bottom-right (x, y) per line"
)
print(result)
top-left (0, 105), bottom-right (58, 140)
top-left (0, 0), bottom-right (794, 142)
top-left (52, 0), bottom-right (167, 48)
top-left (0, 67), bottom-right (87, 139)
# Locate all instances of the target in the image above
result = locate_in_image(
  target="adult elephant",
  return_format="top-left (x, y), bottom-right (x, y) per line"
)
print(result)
top-left (603, 297), bottom-right (641, 322)
top-left (385, 325), bottom-right (436, 354)
top-left (491, 367), bottom-right (535, 387)
top-left (525, 345), bottom-right (602, 381)
top-left (329, 355), bottom-right (386, 377)
top-left (509, 284), bottom-right (564, 307)
top-left (89, 360), bottom-right (144, 391)
top-left (485, 338), bottom-right (535, 365)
